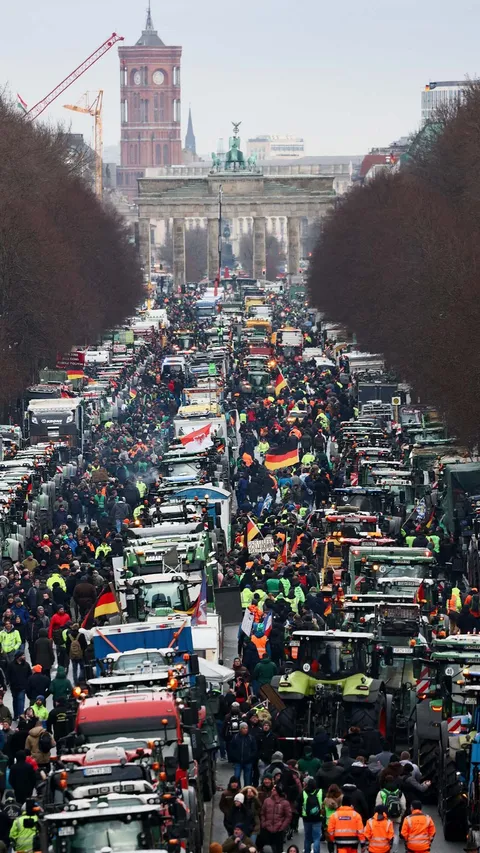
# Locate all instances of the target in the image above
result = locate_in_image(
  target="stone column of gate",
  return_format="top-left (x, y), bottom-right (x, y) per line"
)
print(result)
top-left (253, 216), bottom-right (266, 280)
top-left (287, 216), bottom-right (301, 276)
top-left (207, 218), bottom-right (218, 282)
top-left (138, 217), bottom-right (151, 275)
top-left (173, 218), bottom-right (186, 292)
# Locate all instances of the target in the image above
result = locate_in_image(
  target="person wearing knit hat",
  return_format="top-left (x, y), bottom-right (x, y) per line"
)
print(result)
top-left (222, 825), bottom-right (254, 853)
top-left (234, 793), bottom-right (245, 804)
top-left (26, 664), bottom-right (50, 705)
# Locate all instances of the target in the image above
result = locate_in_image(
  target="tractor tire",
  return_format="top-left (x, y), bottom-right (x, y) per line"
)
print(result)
top-left (349, 690), bottom-right (392, 738)
top-left (202, 752), bottom-right (215, 802)
top-left (413, 724), bottom-right (439, 799)
top-left (438, 722), bottom-right (468, 841)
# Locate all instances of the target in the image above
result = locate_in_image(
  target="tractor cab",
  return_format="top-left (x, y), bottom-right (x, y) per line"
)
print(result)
top-left (348, 547), bottom-right (437, 611)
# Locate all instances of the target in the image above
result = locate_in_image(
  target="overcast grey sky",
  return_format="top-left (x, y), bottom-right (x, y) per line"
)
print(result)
top-left (1, 0), bottom-right (478, 156)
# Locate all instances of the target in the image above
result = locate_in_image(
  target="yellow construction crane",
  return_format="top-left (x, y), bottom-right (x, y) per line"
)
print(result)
top-left (64, 90), bottom-right (103, 198)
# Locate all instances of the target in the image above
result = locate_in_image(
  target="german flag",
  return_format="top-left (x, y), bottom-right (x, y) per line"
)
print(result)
top-left (290, 534), bottom-right (303, 555)
top-left (275, 537), bottom-right (289, 567)
top-left (67, 370), bottom-right (85, 380)
top-left (247, 516), bottom-right (261, 542)
top-left (265, 439), bottom-right (299, 471)
top-left (94, 586), bottom-right (120, 619)
top-left (275, 370), bottom-right (288, 397)
top-left (129, 389), bottom-right (138, 399)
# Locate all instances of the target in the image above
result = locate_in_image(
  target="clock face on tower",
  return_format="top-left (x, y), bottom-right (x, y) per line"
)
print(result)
top-left (153, 70), bottom-right (165, 85)
top-left (133, 71), bottom-right (141, 85)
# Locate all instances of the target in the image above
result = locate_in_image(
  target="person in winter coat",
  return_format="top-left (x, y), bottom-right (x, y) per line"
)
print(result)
top-left (0, 623), bottom-right (22, 665)
top-left (65, 624), bottom-right (87, 684)
top-left (9, 751), bottom-right (36, 805)
top-left (0, 695), bottom-right (12, 727)
top-left (229, 723), bottom-right (257, 786)
top-left (253, 656), bottom-right (278, 689)
top-left (322, 785), bottom-right (343, 853)
top-left (48, 606), bottom-right (70, 642)
top-left (316, 755), bottom-right (345, 793)
top-left (111, 498), bottom-right (131, 532)
top-left (222, 826), bottom-right (254, 853)
top-left (49, 666), bottom-right (73, 702)
top-left (312, 727), bottom-right (337, 761)
top-left (26, 666), bottom-right (50, 704)
top-left (228, 793), bottom-right (251, 837)
top-left (342, 783), bottom-right (369, 825)
top-left (7, 652), bottom-right (31, 720)
top-left (298, 745), bottom-right (322, 778)
top-left (72, 577), bottom-right (97, 617)
top-left (257, 773), bottom-right (274, 806)
top-left (260, 785), bottom-right (292, 853)
top-left (33, 629), bottom-right (55, 678)
top-left (25, 724), bottom-right (55, 769)
top-left (258, 721), bottom-right (278, 766)
top-left (242, 786), bottom-right (262, 841)
top-left (219, 776), bottom-right (242, 834)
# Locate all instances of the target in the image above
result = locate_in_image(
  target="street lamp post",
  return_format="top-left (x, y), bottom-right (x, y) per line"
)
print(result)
top-left (215, 184), bottom-right (222, 297)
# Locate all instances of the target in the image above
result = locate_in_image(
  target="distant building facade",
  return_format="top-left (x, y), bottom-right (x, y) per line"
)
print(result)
top-left (421, 81), bottom-right (465, 123)
top-left (117, 6), bottom-right (182, 198)
top-left (246, 135), bottom-right (305, 160)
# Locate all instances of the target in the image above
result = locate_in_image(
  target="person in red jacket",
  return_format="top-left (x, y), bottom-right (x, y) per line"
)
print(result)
top-left (48, 606), bottom-right (71, 641)
top-left (260, 784), bottom-right (292, 853)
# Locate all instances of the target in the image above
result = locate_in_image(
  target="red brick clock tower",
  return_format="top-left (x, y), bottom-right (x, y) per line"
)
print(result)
top-left (118, 4), bottom-right (182, 198)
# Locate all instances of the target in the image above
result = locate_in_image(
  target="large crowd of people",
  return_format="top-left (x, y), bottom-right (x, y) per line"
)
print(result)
top-left (0, 285), bottom-right (453, 853)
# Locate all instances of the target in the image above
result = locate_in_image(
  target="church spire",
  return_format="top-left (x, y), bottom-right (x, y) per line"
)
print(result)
top-left (136, 1), bottom-right (165, 46)
top-left (145, 0), bottom-right (154, 30)
top-left (185, 106), bottom-right (197, 154)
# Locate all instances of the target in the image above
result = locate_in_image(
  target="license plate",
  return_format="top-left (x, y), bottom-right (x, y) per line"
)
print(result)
top-left (58, 827), bottom-right (75, 837)
top-left (83, 766), bottom-right (112, 776)
top-left (465, 697), bottom-right (477, 705)
top-left (290, 641), bottom-right (300, 647)
top-left (126, 594), bottom-right (135, 600)
top-left (393, 647), bottom-right (413, 654)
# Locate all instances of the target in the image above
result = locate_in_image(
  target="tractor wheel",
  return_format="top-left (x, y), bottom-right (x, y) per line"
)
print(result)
top-left (437, 723), bottom-right (468, 841)
top-left (413, 724), bottom-right (439, 798)
top-left (202, 752), bottom-right (215, 802)
top-left (349, 690), bottom-right (392, 739)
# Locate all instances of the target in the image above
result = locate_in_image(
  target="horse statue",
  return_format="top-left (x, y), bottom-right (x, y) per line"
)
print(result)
top-left (211, 152), bottom-right (222, 170)
top-left (247, 153), bottom-right (257, 170)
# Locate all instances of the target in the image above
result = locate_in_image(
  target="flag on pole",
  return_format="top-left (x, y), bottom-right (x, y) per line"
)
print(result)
top-left (246, 516), bottom-right (261, 542)
top-left (290, 534), bottom-right (303, 556)
top-left (179, 422), bottom-right (213, 451)
top-left (275, 537), bottom-right (289, 567)
top-left (263, 611), bottom-right (273, 636)
top-left (94, 585), bottom-right (120, 619)
top-left (66, 370), bottom-right (85, 380)
top-left (191, 572), bottom-right (208, 626)
top-left (274, 370), bottom-right (288, 397)
top-left (265, 439), bottom-right (299, 471)
top-left (17, 93), bottom-right (28, 113)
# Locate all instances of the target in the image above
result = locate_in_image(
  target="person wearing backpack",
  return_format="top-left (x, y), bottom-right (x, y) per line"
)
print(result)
top-left (322, 784), bottom-right (342, 853)
top-left (25, 722), bottom-right (55, 771)
top-left (301, 777), bottom-right (324, 853)
top-left (375, 777), bottom-right (406, 853)
top-left (65, 624), bottom-right (87, 684)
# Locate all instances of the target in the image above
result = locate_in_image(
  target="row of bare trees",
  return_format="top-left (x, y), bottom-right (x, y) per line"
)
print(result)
top-left (0, 97), bottom-right (143, 404)
top-left (308, 82), bottom-right (480, 445)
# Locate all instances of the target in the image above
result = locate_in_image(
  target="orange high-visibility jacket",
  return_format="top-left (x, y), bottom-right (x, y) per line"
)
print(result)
top-left (400, 811), bottom-right (435, 852)
top-left (364, 815), bottom-right (394, 853)
top-left (328, 806), bottom-right (365, 849)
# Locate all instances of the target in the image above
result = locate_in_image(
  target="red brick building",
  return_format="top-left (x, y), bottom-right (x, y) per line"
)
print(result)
top-left (117, 6), bottom-right (182, 197)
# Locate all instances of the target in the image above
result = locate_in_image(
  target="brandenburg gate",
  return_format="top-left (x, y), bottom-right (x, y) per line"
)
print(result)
top-left (136, 124), bottom-right (337, 285)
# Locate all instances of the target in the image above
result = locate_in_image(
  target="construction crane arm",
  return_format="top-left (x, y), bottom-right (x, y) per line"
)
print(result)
top-left (25, 33), bottom-right (123, 121)
top-left (63, 105), bottom-right (91, 115)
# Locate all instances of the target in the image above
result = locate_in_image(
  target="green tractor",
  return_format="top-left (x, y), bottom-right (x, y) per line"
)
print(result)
top-left (413, 633), bottom-right (480, 838)
top-left (273, 630), bottom-right (394, 752)
top-left (340, 597), bottom-right (430, 747)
